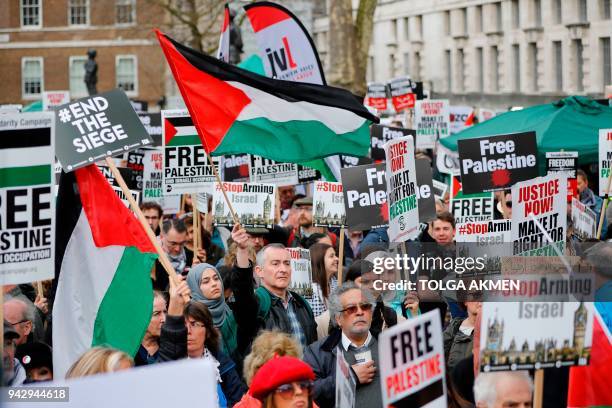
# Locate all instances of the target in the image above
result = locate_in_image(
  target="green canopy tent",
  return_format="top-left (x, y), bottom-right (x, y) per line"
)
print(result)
top-left (439, 96), bottom-right (612, 173)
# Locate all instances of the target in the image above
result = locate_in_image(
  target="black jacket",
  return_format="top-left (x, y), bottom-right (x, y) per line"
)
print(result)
top-left (230, 264), bottom-right (317, 349)
top-left (443, 317), bottom-right (474, 370)
top-left (134, 315), bottom-right (186, 366)
top-left (302, 330), bottom-right (342, 408)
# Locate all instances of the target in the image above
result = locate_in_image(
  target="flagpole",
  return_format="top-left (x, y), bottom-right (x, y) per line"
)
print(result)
top-left (205, 151), bottom-right (240, 225)
top-left (105, 158), bottom-right (185, 295)
top-left (596, 169), bottom-right (612, 239)
top-left (337, 226), bottom-right (345, 284)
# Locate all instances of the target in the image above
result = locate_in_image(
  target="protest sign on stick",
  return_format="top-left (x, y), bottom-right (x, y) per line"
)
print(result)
top-left (341, 163), bottom-right (388, 231)
top-left (313, 181), bottom-right (346, 228)
top-left (571, 198), bottom-right (597, 240)
top-left (42, 91), bottom-right (70, 111)
top-left (379, 309), bottom-right (447, 407)
top-left (415, 159), bottom-right (437, 223)
top-left (384, 135), bottom-right (419, 242)
top-left (213, 182), bottom-right (275, 228)
top-left (287, 247), bottom-right (313, 298)
top-left (546, 151), bottom-right (578, 201)
top-left (370, 124), bottom-right (416, 161)
top-left (0, 112), bottom-right (55, 286)
top-left (599, 129), bottom-right (612, 196)
top-left (249, 155), bottom-right (299, 186)
top-left (55, 89), bottom-right (153, 171)
top-left (414, 99), bottom-right (450, 149)
top-left (450, 176), bottom-right (494, 224)
top-left (458, 132), bottom-right (538, 194)
top-left (511, 174), bottom-right (567, 256)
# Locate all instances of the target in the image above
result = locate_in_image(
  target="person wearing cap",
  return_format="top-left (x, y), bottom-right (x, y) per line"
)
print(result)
top-left (249, 355), bottom-right (315, 408)
top-left (15, 342), bottom-right (53, 383)
top-left (304, 282), bottom-right (382, 408)
top-left (3, 320), bottom-right (27, 386)
top-left (231, 224), bottom-right (318, 350)
top-left (286, 197), bottom-right (316, 248)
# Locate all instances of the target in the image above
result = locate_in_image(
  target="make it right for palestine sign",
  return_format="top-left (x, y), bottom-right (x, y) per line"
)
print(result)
top-left (379, 310), bottom-right (446, 407)
top-left (55, 89), bottom-right (153, 171)
top-left (0, 112), bottom-right (55, 284)
top-left (599, 129), bottom-right (612, 195)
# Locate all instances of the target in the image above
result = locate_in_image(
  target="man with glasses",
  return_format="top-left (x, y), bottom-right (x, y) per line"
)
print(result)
top-left (153, 219), bottom-right (194, 290)
top-left (303, 282), bottom-right (382, 408)
top-left (3, 320), bottom-right (26, 386)
top-left (3, 298), bottom-right (36, 345)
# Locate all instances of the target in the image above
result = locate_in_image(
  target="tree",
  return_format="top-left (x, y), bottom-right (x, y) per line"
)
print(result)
top-left (327, 0), bottom-right (378, 96)
top-left (146, 0), bottom-right (227, 54)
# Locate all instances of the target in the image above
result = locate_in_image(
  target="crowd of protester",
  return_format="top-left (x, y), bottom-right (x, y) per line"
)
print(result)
top-left (3, 166), bottom-right (610, 408)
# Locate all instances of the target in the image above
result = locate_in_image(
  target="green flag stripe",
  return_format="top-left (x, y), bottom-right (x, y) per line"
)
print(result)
top-left (214, 117), bottom-right (370, 163)
top-left (0, 165), bottom-right (51, 188)
top-left (91, 246), bottom-right (157, 357)
top-left (167, 135), bottom-right (201, 146)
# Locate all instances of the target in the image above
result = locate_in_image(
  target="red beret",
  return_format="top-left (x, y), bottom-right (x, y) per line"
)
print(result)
top-left (249, 356), bottom-right (315, 401)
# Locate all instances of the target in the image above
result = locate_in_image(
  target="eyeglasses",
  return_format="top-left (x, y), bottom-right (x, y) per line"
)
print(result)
top-left (166, 240), bottom-right (186, 248)
top-left (340, 302), bottom-right (373, 315)
top-left (8, 320), bottom-right (28, 326)
top-left (186, 320), bottom-right (206, 329)
top-left (275, 381), bottom-right (313, 399)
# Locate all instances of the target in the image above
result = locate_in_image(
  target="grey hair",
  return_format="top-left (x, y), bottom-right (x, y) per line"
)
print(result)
top-left (473, 371), bottom-right (533, 407)
top-left (328, 281), bottom-right (376, 326)
top-left (5, 297), bottom-right (36, 327)
top-left (255, 243), bottom-right (287, 267)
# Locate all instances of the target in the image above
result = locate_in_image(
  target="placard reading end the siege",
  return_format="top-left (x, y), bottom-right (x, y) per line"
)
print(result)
top-left (55, 89), bottom-right (153, 172)
top-left (0, 112), bottom-right (55, 284)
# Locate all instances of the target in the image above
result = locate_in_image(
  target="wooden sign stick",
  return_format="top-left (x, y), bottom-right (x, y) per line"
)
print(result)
top-left (105, 158), bottom-right (184, 294)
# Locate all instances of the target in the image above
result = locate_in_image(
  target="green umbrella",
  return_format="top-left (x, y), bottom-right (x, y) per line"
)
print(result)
top-left (439, 96), bottom-right (612, 171)
top-left (22, 100), bottom-right (43, 112)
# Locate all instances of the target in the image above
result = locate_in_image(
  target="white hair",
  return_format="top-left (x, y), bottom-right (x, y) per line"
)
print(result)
top-left (473, 371), bottom-right (533, 407)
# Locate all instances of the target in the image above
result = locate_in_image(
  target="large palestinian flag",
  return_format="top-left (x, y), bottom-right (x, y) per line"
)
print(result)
top-left (53, 165), bottom-right (157, 377)
top-left (156, 30), bottom-right (377, 164)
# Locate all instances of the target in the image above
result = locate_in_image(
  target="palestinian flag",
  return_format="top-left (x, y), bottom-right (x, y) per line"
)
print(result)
top-left (216, 4), bottom-right (230, 63)
top-left (53, 165), bottom-right (157, 378)
top-left (567, 304), bottom-right (612, 407)
top-left (156, 30), bottom-right (378, 164)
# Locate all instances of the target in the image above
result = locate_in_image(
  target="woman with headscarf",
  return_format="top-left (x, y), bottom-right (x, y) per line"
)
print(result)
top-left (187, 263), bottom-right (246, 372)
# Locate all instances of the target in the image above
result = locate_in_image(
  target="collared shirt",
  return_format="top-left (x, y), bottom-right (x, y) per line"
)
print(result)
top-left (341, 331), bottom-right (373, 352)
top-left (272, 291), bottom-right (307, 347)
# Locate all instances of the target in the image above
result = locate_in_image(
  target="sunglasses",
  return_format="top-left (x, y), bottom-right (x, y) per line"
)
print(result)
top-left (275, 381), bottom-right (313, 399)
top-left (340, 302), bottom-right (373, 315)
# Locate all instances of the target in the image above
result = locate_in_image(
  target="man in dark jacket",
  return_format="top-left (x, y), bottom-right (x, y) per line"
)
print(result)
top-left (231, 224), bottom-right (317, 349)
top-left (303, 282), bottom-right (382, 408)
top-left (135, 282), bottom-right (190, 366)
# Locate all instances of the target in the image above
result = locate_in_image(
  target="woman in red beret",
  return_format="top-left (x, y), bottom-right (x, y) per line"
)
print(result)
top-left (249, 355), bottom-right (316, 408)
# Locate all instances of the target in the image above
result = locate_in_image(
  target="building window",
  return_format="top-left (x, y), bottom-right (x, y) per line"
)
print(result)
top-left (574, 40), bottom-right (584, 91)
top-left (512, 0), bottom-right (520, 28)
top-left (389, 53), bottom-right (396, 78)
top-left (529, 43), bottom-right (538, 91)
top-left (116, 0), bottom-right (135, 24)
top-left (116, 55), bottom-right (137, 95)
top-left (404, 17), bottom-right (410, 40)
top-left (513, 44), bottom-right (521, 91)
top-left (603, 0), bottom-right (611, 19)
top-left (69, 56), bottom-right (88, 98)
top-left (475, 6), bottom-right (483, 32)
top-left (496, 2), bottom-right (503, 30)
top-left (444, 11), bottom-right (450, 36)
top-left (602, 37), bottom-right (611, 86)
top-left (579, 0), bottom-right (588, 22)
top-left (491, 46), bottom-right (499, 92)
top-left (21, 0), bottom-right (41, 27)
top-left (458, 48), bottom-right (465, 92)
top-left (416, 15), bottom-right (423, 39)
top-left (553, 41), bottom-right (563, 91)
top-left (553, 0), bottom-right (563, 24)
top-left (22, 57), bottom-right (43, 99)
top-left (404, 52), bottom-right (410, 75)
top-left (446, 50), bottom-right (452, 92)
top-left (390, 19), bottom-right (397, 42)
top-left (534, 0), bottom-right (542, 26)
top-left (413, 51), bottom-right (421, 81)
top-left (477, 47), bottom-right (484, 91)
top-left (462, 8), bottom-right (468, 34)
top-left (69, 0), bottom-right (89, 26)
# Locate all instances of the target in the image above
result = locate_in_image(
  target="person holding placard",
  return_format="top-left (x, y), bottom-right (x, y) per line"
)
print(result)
top-left (304, 282), bottom-right (382, 408)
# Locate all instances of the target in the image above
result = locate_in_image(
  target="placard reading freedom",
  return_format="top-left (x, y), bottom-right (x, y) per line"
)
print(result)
top-left (0, 112), bottom-right (55, 284)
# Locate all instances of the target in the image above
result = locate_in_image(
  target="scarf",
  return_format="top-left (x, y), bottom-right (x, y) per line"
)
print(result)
top-left (167, 247), bottom-right (187, 273)
top-left (187, 263), bottom-right (229, 327)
